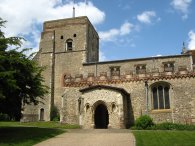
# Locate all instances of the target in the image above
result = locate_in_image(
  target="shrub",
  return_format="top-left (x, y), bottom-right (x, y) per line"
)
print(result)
top-left (0, 113), bottom-right (10, 121)
top-left (135, 115), bottom-right (154, 129)
top-left (152, 122), bottom-right (195, 131)
top-left (154, 122), bottom-right (178, 130)
top-left (50, 106), bottom-right (60, 121)
top-left (132, 117), bottom-right (195, 130)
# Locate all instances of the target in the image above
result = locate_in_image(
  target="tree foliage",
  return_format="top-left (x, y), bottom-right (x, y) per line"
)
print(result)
top-left (0, 18), bottom-right (48, 120)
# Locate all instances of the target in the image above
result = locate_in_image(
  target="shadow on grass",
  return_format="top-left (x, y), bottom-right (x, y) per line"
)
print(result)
top-left (0, 127), bottom-right (64, 146)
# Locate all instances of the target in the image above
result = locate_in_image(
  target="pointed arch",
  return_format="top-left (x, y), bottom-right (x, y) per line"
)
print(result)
top-left (93, 100), bottom-right (109, 129)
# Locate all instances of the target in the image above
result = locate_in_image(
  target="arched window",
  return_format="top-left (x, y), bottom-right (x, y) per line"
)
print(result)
top-left (151, 83), bottom-right (170, 110)
top-left (65, 39), bottom-right (73, 51)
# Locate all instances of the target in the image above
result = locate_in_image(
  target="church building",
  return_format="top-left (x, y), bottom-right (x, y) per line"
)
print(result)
top-left (22, 16), bottom-right (195, 129)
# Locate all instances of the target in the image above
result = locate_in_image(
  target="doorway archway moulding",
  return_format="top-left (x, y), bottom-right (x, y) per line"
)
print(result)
top-left (79, 85), bottom-right (130, 129)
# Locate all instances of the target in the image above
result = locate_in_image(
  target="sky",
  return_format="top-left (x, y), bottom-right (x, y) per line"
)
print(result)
top-left (0, 0), bottom-right (195, 61)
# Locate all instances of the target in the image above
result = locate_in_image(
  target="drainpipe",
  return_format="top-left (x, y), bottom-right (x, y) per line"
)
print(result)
top-left (95, 62), bottom-right (97, 77)
top-left (50, 30), bottom-right (55, 120)
top-left (171, 87), bottom-right (175, 123)
top-left (78, 97), bottom-right (82, 126)
top-left (145, 81), bottom-right (149, 115)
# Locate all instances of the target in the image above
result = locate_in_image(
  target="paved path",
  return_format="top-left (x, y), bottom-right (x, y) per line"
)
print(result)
top-left (34, 129), bottom-right (135, 146)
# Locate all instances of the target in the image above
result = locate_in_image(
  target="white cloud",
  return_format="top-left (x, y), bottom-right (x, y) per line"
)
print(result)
top-left (99, 51), bottom-right (107, 61)
top-left (188, 30), bottom-right (195, 50)
top-left (137, 11), bottom-right (156, 24)
top-left (120, 22), bottom-right (133, 35)
top-left (99, 22), bottom-right (134, 42)
top-left (171, 0), bottom-right (192, 19)
top-left (0, 0), bottom-right (105, 51)
top-left (171, 0), bottom-right (191, 13)
top-left (99, 29), bottom-right (119, 42)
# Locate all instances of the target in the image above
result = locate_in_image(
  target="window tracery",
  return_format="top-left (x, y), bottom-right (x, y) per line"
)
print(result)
top-left (152, 82), bottom-right (170, 110)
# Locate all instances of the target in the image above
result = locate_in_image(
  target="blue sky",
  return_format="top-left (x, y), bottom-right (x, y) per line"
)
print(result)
top-left (0, 0), bottom-right (195, 61)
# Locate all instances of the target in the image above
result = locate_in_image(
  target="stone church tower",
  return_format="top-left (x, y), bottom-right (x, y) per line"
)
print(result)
top-left (22, 16), bottom-right (195, 129)
top-left (23, 16), bottom-right (99, 121)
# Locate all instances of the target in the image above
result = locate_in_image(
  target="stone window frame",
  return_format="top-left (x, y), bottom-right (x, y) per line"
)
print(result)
top-left (65, 39), bottom-right (73, 51)
top-left (151, 82), bottom-right (171, 110)
top-left (110, 66), bottom-right (120, 76)
top-left (163, 61), bottom-right (175, 72)
top-left (135, 64), bottom-right (146, 74)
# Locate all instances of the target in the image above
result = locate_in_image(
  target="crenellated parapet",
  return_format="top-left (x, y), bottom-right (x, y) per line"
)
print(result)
top-left (63, 69), bottom-right (195, 87)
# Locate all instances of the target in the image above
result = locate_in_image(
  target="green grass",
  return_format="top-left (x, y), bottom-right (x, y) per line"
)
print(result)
top-left (132, 130), bottom-right (195, 146)
top-left (0, 121), bottom-right (80, 129)
top-left (0, 121), bottom-right (80, 146)
top-left (0, 127), bottom-right (64, 146)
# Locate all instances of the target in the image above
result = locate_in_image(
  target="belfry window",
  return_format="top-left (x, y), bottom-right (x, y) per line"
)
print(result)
top-left (152, 83), bottom-right (170, 110)
top-left (66, 39), bottom-right (73, 51)
top-left (163, 62), bottom-right (174, 72)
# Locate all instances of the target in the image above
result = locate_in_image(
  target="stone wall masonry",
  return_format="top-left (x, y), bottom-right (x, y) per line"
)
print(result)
top-left (22, 105), bottom-right (39, 122)
top-left (63, 69), bottom-right (195, 88)
top-left (61, 88), bottom-right (81, 124)
top-left (169, 78), bottom-right (195, 124)
top-left (22, 16), bottom-right (100, 123)
top-left (51, 17), bottom-right (99, 115)
top-left (54, 24), bottom-right (87, 53)
top-left (86, 22), bottom-right (99, 62)
top-left (43, 17), bottom-right (88, 31)
top-left (59, 74), bottom-right (195, 126)
top-left (59, 82), bottom-right (138, 126)
top-left (80, 89), bottom-right (125, 129)
top-left (22, 16), bottom-right (195, 128)
top-left (22, 52), bottom-right (53, 121)
top-left (54, 51), bottom-right (86, 111)
top-left (82, 55), bottom-right (192, 78)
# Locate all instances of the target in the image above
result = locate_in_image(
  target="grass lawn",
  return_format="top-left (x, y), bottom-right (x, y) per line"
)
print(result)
top-left (0, 121), bottom-right (80, 129)
top-left (132, 130), bottom-right (195, 146)
top-left (0, 121), bottom-right (80, 146)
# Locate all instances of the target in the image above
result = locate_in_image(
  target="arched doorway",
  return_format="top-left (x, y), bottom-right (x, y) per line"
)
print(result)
top-left (40, 108), bottom-right (44, 121)
top-left (94, 104), bottom-right (109, 129)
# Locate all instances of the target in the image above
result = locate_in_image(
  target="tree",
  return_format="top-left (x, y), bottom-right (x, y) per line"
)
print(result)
top-left (0, 18), bottom-right (48, 120)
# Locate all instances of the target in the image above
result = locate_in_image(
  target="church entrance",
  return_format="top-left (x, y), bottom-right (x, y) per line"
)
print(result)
top-left (94, 104), bottom-right (109, 129)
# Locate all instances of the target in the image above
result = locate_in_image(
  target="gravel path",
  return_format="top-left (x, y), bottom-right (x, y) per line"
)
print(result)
top-left (34, 129), bottom-right (135, 146)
